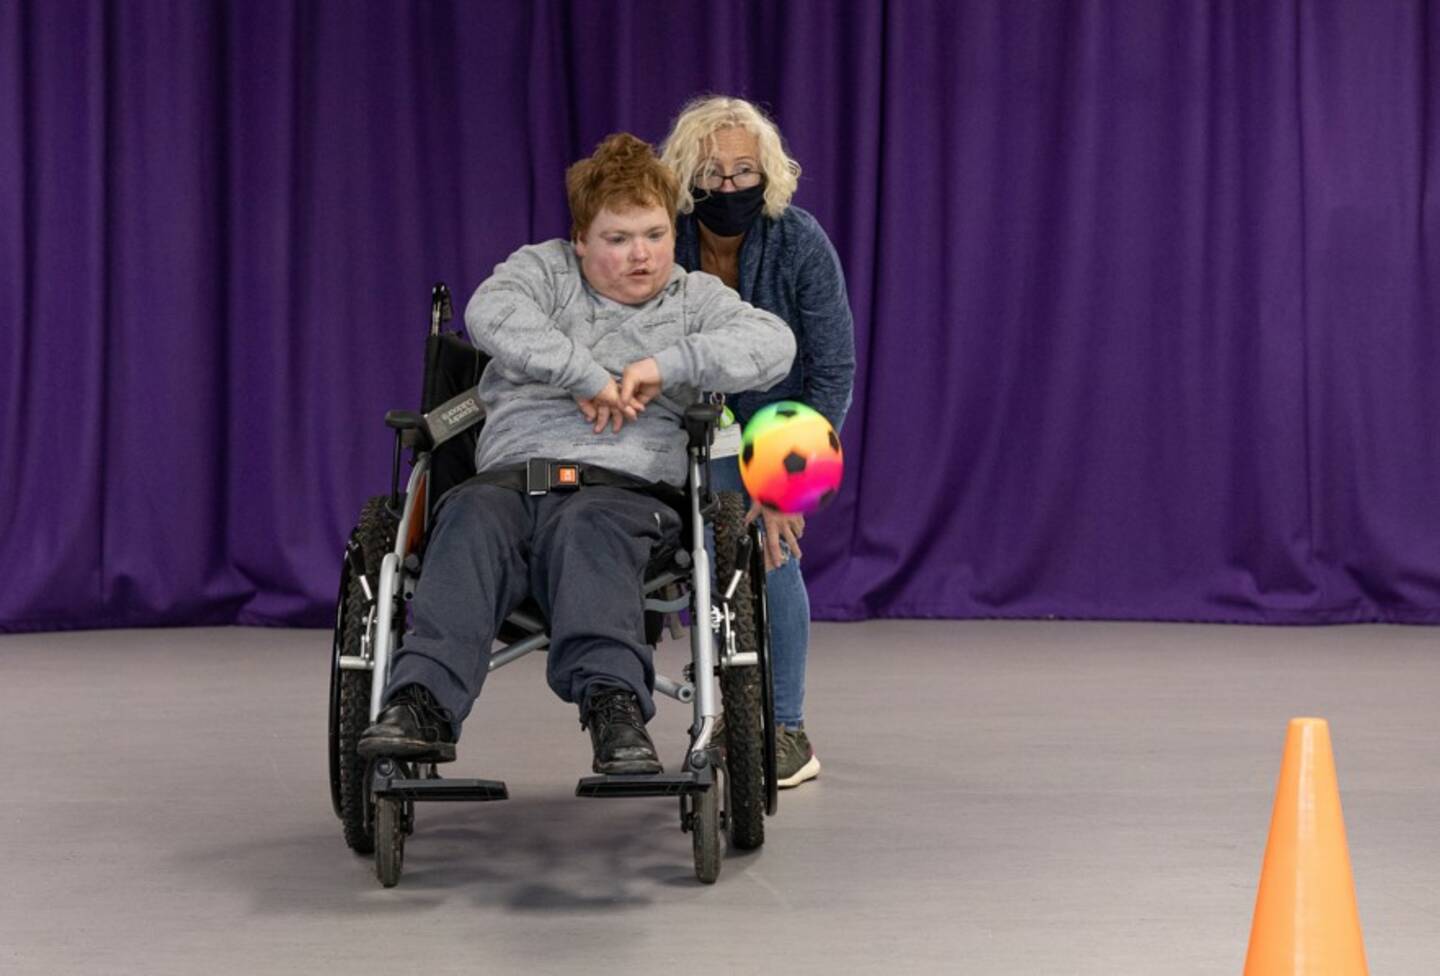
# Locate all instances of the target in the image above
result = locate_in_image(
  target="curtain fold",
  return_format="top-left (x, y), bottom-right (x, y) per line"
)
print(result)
top-left (2, 0), bottom-right (1436, 631)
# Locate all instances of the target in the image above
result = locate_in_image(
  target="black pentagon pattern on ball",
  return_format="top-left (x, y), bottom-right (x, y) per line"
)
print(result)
top-left (783, 450), bottom-right (807, 474)
top-left (776, 407), bottom-right (797, 418)
top-left (828, 430), bottom-right (840, 452)
top-left (742, 442), bottom-right (753, 464)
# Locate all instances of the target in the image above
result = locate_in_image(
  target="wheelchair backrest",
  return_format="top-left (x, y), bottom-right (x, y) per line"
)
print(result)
top-left (422, 331), bottom-right (489, 518)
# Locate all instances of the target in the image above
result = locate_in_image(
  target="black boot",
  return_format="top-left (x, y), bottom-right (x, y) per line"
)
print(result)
top-left (584, 688), bottom-right (663, 775)
top-left (358, 684), bottom-right (457, 763)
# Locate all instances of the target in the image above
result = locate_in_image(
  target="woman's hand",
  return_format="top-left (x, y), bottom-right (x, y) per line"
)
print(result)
top-left (746, 500), bottom-right (804, 571)
top-left (574, 378), bottom-right (637, 433)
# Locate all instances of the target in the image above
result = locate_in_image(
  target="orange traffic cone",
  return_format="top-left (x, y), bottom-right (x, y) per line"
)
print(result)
top-left (1244, 718), bottom-right (1368, 975)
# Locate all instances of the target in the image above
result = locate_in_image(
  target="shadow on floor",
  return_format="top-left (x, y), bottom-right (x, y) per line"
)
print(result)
top-left (169, 789), bottom-right (762, 915)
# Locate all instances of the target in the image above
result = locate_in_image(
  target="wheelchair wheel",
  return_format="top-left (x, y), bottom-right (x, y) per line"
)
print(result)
top-left (329, 495), bottom-right (398, 855)
top-left (713, 491), bottom-right (768, 850)
top-left (374, 795), bottom-right (405, 887)
top-left (690, 784), bottom-right (721, 885)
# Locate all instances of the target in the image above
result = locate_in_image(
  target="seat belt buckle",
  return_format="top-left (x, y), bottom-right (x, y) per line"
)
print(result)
top-left (528, 459), bottom-right (581, 494)
top-left (527, 458), bottom-right (549, 496)
top-left (552, 463), bottom-right (581, 491)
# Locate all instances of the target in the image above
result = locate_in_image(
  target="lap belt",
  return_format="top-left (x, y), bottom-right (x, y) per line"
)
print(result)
top-left (468, 459), bottom-right (657, 497)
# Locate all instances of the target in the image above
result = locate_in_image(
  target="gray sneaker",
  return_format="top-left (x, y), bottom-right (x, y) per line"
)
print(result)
top-left (775, 726), bottom-right (821, 788)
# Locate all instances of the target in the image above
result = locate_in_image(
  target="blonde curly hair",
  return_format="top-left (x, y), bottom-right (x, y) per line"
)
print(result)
top-left (659, 95), bottom-right (801, 219)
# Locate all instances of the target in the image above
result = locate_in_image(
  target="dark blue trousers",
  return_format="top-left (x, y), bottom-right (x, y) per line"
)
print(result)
top-left (383, 481), bottom-right (682, 736)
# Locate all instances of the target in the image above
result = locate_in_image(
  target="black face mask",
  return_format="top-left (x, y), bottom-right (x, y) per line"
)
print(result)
top-left (692, 183), bottom-right (766, 238)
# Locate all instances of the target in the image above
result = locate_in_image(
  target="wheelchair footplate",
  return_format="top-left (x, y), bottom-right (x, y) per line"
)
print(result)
top-left (576, 765), bottom-right (714, 799)
top-left (371, 759), bottom-right (508, 803)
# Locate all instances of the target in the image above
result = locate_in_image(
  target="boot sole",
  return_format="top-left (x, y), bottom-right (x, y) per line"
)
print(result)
top-left (357, 735), bottom-right (456, 764)
top-left (593, 758), bottom-right (664, 775)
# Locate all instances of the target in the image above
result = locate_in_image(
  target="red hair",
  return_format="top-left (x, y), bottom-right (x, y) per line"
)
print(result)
top-left (566, 133), bottom-right (678, 239)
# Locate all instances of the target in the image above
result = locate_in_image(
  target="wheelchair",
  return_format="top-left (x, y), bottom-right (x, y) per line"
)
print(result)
top-left (327, 283), bottom-right (779, 887)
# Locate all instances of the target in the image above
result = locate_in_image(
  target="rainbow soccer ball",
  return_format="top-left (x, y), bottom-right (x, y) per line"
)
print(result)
top-left (738, 401), bottom-right (844, 514)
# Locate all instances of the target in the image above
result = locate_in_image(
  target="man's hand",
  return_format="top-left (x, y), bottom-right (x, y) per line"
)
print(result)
top-left (746, 500), bottom-right (804, 571)
top-left (618, 357), bottom-right (663, 416)
top-left (574, 378), bottom-right (637, 433)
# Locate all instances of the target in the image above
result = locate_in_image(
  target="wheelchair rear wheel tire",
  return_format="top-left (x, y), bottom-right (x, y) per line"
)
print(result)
top-left (374, 795), bottom-right (405, 887)
top-left (713, 492), bottom-right (768, 851)
top-left (330, 495), bottom-right (399, 855)
top-left (719, 669), bottom-right (764, 850)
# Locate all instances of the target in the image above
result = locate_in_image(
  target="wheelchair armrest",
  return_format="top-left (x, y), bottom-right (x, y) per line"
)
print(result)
top-left (385, 387), bottom-right (487, 453)
top-left (385, 410), bottom-right (423, 431)
top-left (384, 409), bottom-right (433, 450)
top-left (683, 402), bottom-right (722, 450)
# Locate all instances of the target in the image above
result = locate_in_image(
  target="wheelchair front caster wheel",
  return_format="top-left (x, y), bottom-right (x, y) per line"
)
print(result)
top-left (691, 786), bottom-right (721, 884)
top-left (374, 796), bottom-right (405, 887)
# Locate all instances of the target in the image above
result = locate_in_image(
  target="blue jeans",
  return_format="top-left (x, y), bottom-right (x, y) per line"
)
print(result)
top-left (709, 456), bottom-right (810, 729)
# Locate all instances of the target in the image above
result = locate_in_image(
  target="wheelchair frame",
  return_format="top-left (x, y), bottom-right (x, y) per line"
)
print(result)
top-left (328, 283), bottom-right (778, 887)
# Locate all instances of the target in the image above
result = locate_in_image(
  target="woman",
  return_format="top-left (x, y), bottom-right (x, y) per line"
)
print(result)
top-left (660, 96), bottom-right (856, 788)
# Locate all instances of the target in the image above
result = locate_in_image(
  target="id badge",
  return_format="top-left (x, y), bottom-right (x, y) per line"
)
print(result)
top-left (711, 421), bottom-right (742, 459)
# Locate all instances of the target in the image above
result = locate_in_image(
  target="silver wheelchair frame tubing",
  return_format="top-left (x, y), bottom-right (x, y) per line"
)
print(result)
top-left (369, 456), bottom-right (431, 722)
top-left (687, 451), bottom-right (719, 750)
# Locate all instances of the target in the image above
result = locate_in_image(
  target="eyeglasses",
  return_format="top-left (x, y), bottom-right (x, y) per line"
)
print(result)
top-left (694, 166), bottom-right (765, 192)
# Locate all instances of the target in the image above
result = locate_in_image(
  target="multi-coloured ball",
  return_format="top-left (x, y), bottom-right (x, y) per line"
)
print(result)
top-left (738, 401), bottom-right (844, 515)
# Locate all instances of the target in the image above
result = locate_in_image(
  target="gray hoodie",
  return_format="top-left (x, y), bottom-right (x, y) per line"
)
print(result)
top-left (465, 240), bottom-right (796, 486)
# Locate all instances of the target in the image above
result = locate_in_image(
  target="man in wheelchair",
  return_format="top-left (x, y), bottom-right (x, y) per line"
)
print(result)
top-left (357, 133), bottom-right (795, 777)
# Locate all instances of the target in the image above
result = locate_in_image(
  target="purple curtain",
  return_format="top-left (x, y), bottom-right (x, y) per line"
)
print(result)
top-left (2, 0), bottom-right (1437, 632)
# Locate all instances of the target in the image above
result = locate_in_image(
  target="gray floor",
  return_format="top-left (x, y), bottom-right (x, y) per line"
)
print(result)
top-left (2, 621), bottom-right (1437, 975)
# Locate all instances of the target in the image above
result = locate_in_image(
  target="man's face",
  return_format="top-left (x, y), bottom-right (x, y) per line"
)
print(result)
top-left (575, 203), bottom-right (675, 305)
